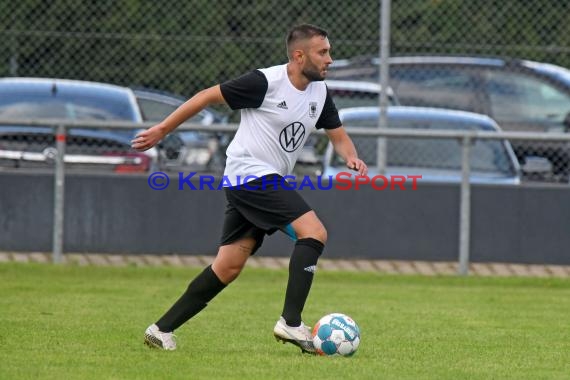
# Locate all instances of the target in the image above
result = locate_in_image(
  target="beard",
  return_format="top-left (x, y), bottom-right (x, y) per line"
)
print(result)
top-left (302, 62), bottom-right (326, 82)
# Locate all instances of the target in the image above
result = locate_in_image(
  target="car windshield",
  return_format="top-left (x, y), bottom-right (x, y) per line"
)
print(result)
top-left (0, 86), bottom-right (137, 121)
top-left (334, 117), bottom-right (515, 174)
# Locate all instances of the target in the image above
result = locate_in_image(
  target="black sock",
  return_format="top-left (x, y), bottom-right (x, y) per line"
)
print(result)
top-left (156, 265), bottom-right (226, 332)
top-left (281, 238), bottom-right (324, 327)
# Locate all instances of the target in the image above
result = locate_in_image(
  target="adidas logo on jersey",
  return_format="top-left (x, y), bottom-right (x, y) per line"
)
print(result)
top-left (277, 100), bottom-right (288, 109)
top-left (304, 265), bottom-right (317, 274)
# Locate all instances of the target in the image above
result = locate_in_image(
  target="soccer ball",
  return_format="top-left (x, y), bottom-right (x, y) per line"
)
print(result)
top-left (312, 313), bottom-right (360, 356)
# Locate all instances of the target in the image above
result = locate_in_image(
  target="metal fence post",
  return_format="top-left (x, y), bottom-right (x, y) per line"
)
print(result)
top-left (458, 135), bottom-right (473, 275)
top-left (377, 0), bottom-right (391, 175)
top-left (52, 124), bottom-right (66, 264)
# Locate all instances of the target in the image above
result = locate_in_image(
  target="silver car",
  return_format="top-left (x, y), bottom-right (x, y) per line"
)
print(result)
top-left (322, 106), bottom-right (522, 185)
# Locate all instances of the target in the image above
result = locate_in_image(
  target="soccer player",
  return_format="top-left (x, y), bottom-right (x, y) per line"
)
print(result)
top-left (132, 23), bottom-right (367, 353)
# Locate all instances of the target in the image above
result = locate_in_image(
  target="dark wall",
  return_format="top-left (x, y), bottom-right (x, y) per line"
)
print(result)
top-left (1, 172), bottom-right (569, 264)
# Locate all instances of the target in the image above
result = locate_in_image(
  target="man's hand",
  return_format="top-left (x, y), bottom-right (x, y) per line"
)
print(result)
top-left (346, 158), bottom-right (368, 176)
top-left (131, 124), bottom-right (166, 152)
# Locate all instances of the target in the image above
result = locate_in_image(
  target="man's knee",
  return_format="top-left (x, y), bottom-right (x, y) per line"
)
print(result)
top-left (221, 264), bottom-right (244, 283)
top-left (291, 211), bottom-right (328, 244)
top-left (212, 239), bottom-right (255, 283)
top-left (311, 224), bottom-right (327, 244)
top-left (296, 221), bottom-right (327, 244)
top-left (212, 258), bottom-right (247, 284)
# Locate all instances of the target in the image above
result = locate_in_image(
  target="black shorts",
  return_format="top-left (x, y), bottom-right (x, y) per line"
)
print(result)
top-left (220, 174), bottom-right (312, 253)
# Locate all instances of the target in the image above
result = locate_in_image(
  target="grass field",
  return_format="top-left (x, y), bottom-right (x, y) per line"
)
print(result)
top-left (1, 262), bottom-right (569, 380)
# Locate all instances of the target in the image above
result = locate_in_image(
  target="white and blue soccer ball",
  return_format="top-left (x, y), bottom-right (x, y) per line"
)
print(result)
top-left (312, 313), bottom-right (360, 356)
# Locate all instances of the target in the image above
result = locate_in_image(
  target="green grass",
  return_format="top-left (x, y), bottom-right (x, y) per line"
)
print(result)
top-left (1, 263), bottom-right (569, 380)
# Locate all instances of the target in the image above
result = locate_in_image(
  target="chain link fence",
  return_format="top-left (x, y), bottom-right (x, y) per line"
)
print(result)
top-left (1, 0), bottom-right (570, 183)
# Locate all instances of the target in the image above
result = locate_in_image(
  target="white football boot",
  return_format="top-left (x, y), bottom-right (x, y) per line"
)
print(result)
top-left (144, 324), bottom-right (177, 351)
top-left (273, 317), bottom-right (315, 354)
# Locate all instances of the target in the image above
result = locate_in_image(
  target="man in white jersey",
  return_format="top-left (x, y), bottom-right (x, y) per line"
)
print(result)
top-left (132, 24), bottom-right (367, 353)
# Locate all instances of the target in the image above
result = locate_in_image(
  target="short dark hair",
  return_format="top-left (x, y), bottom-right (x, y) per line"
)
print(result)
top-left (286, 24), bottom-right (328, 58)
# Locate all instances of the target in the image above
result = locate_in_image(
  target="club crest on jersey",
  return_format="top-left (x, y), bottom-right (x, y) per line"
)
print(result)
top-left (309, 102), bottom-right (318, 118)
top-left (279, 122), bottom-right (305, 152)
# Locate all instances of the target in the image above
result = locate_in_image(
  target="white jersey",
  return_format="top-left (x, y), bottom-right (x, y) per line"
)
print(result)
top-left (219, 64), bottom-right (341, 187)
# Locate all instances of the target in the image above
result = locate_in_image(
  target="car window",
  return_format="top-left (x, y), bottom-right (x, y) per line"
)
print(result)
top-left (485, 70), bottom-right (570, 125)
top-left (332, 117), bottom-right (514, 174)
top-left (390, 66), bottom-right (482, 112)
top-left (137, 97), bottom-right (206, 124)
top-left (0, 90), bottom-right (136, 121)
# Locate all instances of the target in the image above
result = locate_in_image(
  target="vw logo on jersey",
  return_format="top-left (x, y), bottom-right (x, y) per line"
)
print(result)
top-left (279, 122), bottom-right (306, 152)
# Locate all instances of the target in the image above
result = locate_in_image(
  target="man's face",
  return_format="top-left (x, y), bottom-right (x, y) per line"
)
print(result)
top-left (301, 36), bottom-right (333, 82)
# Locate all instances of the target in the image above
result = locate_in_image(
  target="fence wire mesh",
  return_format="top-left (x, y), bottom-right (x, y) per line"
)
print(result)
top-left (1, 0), bottom-right (570, 183)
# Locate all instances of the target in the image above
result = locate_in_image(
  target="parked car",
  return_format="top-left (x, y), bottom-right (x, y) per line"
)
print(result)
top-left (325, 79), bottom-right (399, 108)
top-left (132, 87), bottom-right (228, 172)
top-left (133, 87), bottom-right (228, 125)
top-left (0, 77), bottom-right (223, 173)
top-left (292, 79), bottom-right (400, 176)
top-left (0, 126), bottom-right (154, 173)
top-left (328, 56), bottom-right (570, 180)
top-left (322, 106), bottom-right (522, 185)
top-left (0, 77), bottom-right (158, 173)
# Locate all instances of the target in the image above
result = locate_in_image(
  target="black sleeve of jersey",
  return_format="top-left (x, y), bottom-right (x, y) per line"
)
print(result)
top-left (315, 89), bottom-right (342, 130)
top-left (220, 70), bottom-right (268, 110)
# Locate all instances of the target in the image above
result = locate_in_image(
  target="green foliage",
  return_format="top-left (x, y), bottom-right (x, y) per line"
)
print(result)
top-left (0, 0), bottom-right (569, 101)
top-left (392, 0), bottom-right (570, 62)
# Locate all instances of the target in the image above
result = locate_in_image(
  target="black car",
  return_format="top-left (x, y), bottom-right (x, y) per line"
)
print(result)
top-left (329, 56), bottom-right (570, 180)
